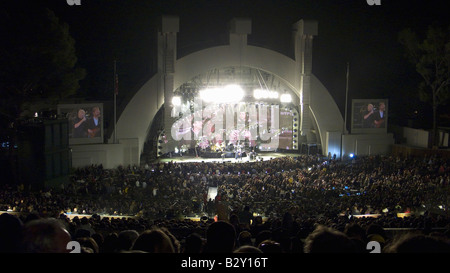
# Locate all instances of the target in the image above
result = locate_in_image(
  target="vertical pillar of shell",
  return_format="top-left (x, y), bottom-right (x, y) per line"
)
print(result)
top-left (292, 20), bottom-right (317, 144)
top-left (159, 16), bottom-right (179, 155)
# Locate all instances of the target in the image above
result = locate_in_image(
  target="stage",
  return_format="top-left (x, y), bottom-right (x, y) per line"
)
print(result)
top-left (154, 152), bottom-right (302, 164)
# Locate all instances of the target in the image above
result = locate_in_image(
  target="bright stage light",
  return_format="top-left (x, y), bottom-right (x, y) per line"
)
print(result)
top-left (280, 93), bottom-right (292, 103)
top-left (253, 89), bottom-right (279, 99)
top-left (172, 96), bottom-right (181, 106)
top-left (199, 84), bottom-right (244, 103)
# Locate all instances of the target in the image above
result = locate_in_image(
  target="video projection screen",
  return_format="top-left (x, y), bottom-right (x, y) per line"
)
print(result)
top-left (171, 103), bottom-right (294, 151)
top-left (57, 103), bottom-right (104, 145)
top-left (351, 99), bottom-right (388, 134)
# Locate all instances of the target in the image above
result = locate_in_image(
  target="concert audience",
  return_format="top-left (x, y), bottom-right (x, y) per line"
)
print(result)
top-left (0, 154), bottom-right (449, 252)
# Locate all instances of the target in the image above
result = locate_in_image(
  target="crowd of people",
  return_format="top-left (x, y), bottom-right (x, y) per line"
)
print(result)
top-left (0, 153), bottom-right (449, 253)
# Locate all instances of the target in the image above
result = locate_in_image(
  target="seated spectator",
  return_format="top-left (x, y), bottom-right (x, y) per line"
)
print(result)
top-left (250, 216), bottom-right (265, 237)
top-left (117, 230), bottom-right (140, 252)
top-left (237, 205), bottom-right (253, 230)
top-left (344, 223), bottom-right (367, 252)
top-left (233, 245), bottom-right (263, 253)
top-left (21, 218), bottom-right (72, 253)
top-left (91, 232), bottom-right (104, 251)
top-left (132, 228), bottom-right (175, 253)
top-left (303, 225), bottom-right (357, 253)
top-left (77, 236), bottom-right (99, 253)
top-left (238, 230), bottom-right (253, 247)
top-left (258, 240), bottom-right (282, 253)
top-left (0, 213), bottom-right (24, 253)
top-left (74, 228), bottom-right (91, 240)
top-left (183, 233), bottom-right (204, 253)
top-left (203, 221), bottom-right (236, 253)
top-left (384, 233), bottom-right (450, 253)
top-left (160, 226), bottom-right (181, 253)
top-left (366, 223), bottom-right (388, 250)
top-left (78, 217), bottom-right (96, 237)
top-left (290, 234), bottom-right (305, 253)
top-left (254, 230), bottom-right (272, 249)
top-left (101, 233), bottom-right (119, 253)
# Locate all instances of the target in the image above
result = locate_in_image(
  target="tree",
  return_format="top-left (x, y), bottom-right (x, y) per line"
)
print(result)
top-left (0, 5), bottom-right (86, 126)
top-left (398, 24), bottom-right (450, 148)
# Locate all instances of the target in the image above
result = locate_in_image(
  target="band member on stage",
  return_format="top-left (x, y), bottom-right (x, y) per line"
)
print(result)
top-left (235, 142), bottom-right (242, 161)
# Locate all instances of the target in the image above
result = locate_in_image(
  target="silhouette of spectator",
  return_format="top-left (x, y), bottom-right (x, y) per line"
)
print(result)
top-left (160, 226), bottom-right (181, 253)
top-left (251, 216), bottom-right (265, 238)
top-left (238, 230), bottom-right (253, 247)
top-left (254, 230), bottom-right (272, 248)
top-left (21, 218), bottom-right (72, 253)
top-left (366, 223), bottom-right (387, 249)
top-left (216, 195), bottom-right (230, 222)
top-left (117, 230), bottom-right (139, 252)
top-left (74, 228), bottom-right (91, 240)
top-left (229, 214), bottom-right (242, 237)
top-left (282, 206), bottom-right (297, 236)
top-left (0, 213), bottom-right (23, 252)
top-left (132, 228), bottom-right (175, 253)
top-left (24, 212), bottom-right (40, 224)
top-left (77, 216), bottom-right (95, 237)
top-left (304, 225), bottom-right (357, 253)
top-left (258, 239), bottom-right (282, 253)
top-left (291, 233), bottom-right (305, 253)
top-left (238, 205), bottom-right (253, 230)
top-left (77, 236), bottom-right (99, 253)
top-left (91, 232), bottom-right (104, 251)
top-left (384, 233), bottom-right (450, 253)
top-left (344, 223), bottom-right (367, 252)
top-left (204, 221), bottom-right (236, 253)
top-left (234, 245), bottom-right (263, 253)
top-left (101, 233), bottom-right (119, 253)
top-left (183, 232), bottom-right (204, 253)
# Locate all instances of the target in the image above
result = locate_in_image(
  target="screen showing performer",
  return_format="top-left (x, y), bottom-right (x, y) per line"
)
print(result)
top-left (58, 103), bottom-right (104, 144)
top-left (351, 99), bottom-right (388, 133)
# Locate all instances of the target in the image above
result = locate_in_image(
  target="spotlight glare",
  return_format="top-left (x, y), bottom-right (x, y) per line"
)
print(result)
top-left (280, 93), bottom-right (292, 103)
top-left (200, 84), bottom-right (244, 103)
top-left (253, 89), bottom-right (279, 99)
top-left (172, 96), bottom-right (181, 106)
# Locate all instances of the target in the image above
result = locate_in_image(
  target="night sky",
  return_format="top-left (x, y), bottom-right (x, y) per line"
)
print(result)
top-left (5, 0), bottom-right (450, 128)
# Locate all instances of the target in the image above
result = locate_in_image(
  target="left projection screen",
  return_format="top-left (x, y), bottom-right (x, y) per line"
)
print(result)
top-left (58, 103), bottom-right (104, 145)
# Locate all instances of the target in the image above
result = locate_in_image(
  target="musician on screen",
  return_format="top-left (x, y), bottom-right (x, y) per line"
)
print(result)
top-left (373, 102), bottom-right (386, 128)
top-left (363, 103), bottom-right (376, 128)
top-left (73, 109), bottom-right (88, 138)
top-left (87, 106), bottom-right (101, 138)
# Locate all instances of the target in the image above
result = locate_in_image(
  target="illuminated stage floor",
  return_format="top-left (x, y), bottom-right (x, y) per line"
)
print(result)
top-left (154, 152), bottom-right (301, 164)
